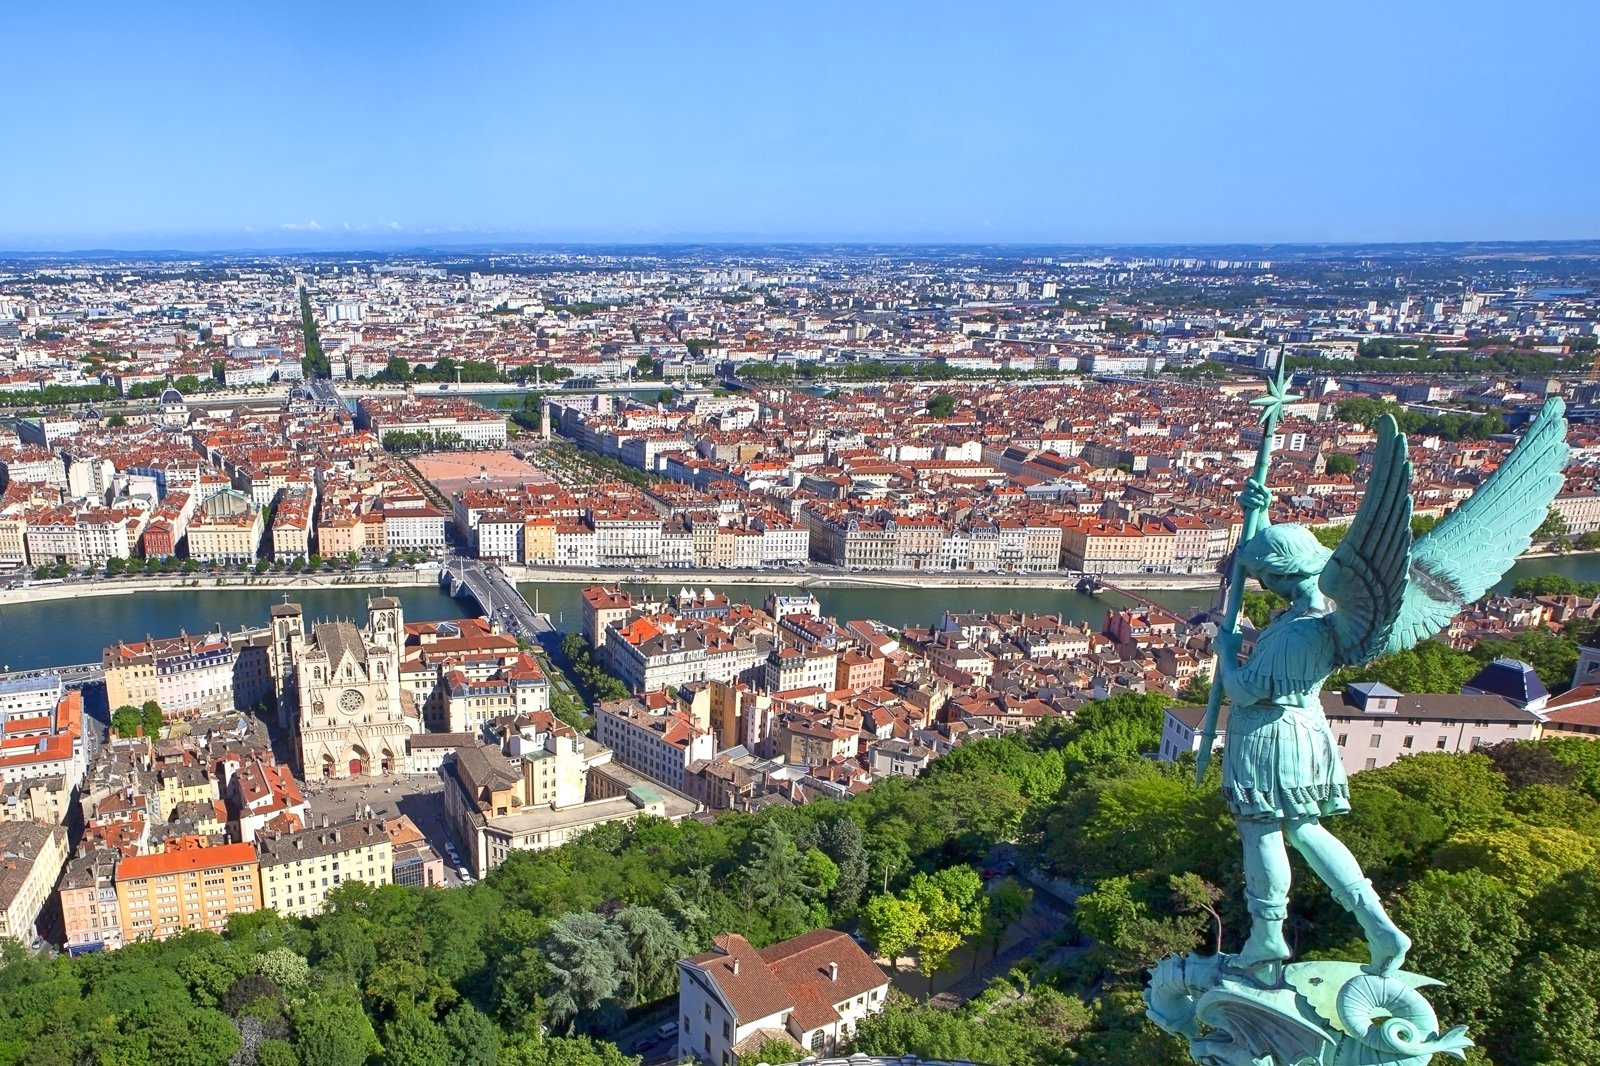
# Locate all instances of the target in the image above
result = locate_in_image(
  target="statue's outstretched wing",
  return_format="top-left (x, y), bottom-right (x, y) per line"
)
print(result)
top-left (1321, 415), bottom-right (1413, 666)
top-left (1382, 397), bottom-right (1570, 656)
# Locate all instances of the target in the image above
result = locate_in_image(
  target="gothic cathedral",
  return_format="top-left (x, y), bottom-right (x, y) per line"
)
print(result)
top-left (273, 596), bottom-right (418, 778)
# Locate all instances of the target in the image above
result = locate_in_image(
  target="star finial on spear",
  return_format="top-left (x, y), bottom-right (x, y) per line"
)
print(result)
top-left (1249, 359), bottom-right (1300, 432)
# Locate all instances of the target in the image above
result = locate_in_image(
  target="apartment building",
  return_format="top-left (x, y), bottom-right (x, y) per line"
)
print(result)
top-left (115, 839), bottom-right (262, 942)
top-left (59, 849), bottom-right (123, 954)
top-left (186, 489), bottom-right (263, 563)
top-left (581, 586), bottom-right (635, 649)
top-left (0, 822), bottom-right (68, 945)
top-left (256, 819), bottom-right (392, 919)
top-left (443, 732), bottom-right (665, 877)
top-left (0, 675), bottom-right (85, 788)
top-left (102, 628), bottom-right (274, 721)
top-left (270, 487), bottom-right (314, 562)
top-left (1060, 518), bottom-right (1146, 574)
top-left (764, 646), bottom-right (839, 695)
top-left (381, 499), bottom-right (448, 552)
top-left (357, 396), bottom-right (508, 447)
top-left (774, 710), bottom-right (859, 767)
top-left (594, 697), bottom-right (715, 791)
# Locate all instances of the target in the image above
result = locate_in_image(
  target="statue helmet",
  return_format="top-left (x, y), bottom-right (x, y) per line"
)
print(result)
top-left (1238, 523), bottom-right (1332, 580)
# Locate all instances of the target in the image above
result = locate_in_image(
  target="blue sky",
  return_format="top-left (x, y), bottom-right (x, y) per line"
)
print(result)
top-left (3, 0), bottom-right (1596, 249)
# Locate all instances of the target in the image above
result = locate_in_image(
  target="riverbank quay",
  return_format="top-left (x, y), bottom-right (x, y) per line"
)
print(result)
top-left (499, 565), bottom-right (1223, 592)
top-left (0, 564), bottom-right (1223, 608)
top-left (0, 568), bottom-right (439, 606)
top-left (9, 545), bottom-right (1593, 611)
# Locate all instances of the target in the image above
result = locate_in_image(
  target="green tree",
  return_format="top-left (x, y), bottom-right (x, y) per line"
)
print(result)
top-left (1241, 588), bottom-right (1288, 627)
top-left (540, 912), bottom-right (625, 1034)
top-left (818, 815), bottom-right (871, 916)
top-left (979, 878), bottom-right (1032, 965)
top-left (292, 993), bottom-right (380, 1066)
top-left (738, 824), bottom-right (829, 940)
top-left (141, 700), bottom-right (164, 738)
top-left (1435, 826), bottom-right (1598, 897)
top-left (503, 1034), bottom-right (640, 1066)
top-left (1324, 452), bottom-right (1357, 475)
top-left (111, 704), bottom-right (144, 738)
top-left (441, 1002), bottom-right (503, 1066)
top-left (1075, 874), bottom-right (1207, 974)
top-left (914, 927), bottom-right (961, 995)
top-left (258, 1040), bottom-right (300, 1066)
top-left (1394, 869), bottom-right (1528, 1031)
top-left (738, 1036), bottom-right (805, 1066)
top-left (384, 1009), bottom-right (455, 1066)
top-left (1499, 948), bottom-right (1600, 1066)
top-left (1329, 639), bottom-right (1482, 694)
top-left (860, 893), bottom-right (926, 966)
top-left (1535, 506), bottom-right (1569, 541)
top-left (1168, 872), bottom-right (1224, 955)
top-left (612, 905), bottom-right (686, 1006)
top-left (101, 1002), bottom-right (243, 1066)
top-left (926, 393), bottom-right (957, 418)
top-left (257, 947), bottom-right (311, 992)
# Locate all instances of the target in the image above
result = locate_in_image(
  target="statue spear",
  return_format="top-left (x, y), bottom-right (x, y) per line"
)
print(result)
top-left (1194, 361), bottom-right (1299, 783)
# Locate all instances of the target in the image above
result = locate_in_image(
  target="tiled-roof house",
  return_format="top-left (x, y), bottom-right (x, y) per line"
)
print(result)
top-left (677, 929), bottom-right (889, 1066)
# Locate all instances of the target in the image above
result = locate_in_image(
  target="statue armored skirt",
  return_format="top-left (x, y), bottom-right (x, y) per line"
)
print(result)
top-left (1222, 702), bottom-right (1350, 821)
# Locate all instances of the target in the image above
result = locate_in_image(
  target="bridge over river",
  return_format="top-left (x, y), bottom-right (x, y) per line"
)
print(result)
top-left (440, 560), bottom-right (555, 641)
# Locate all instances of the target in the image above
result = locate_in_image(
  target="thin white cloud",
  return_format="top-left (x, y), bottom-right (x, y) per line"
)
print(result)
top-left (279, 219), bottom-right (322, 231)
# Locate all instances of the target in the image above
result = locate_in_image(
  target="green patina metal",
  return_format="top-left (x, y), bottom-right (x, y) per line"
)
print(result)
top-left (1149, 392), bottom-right (1571, 1066)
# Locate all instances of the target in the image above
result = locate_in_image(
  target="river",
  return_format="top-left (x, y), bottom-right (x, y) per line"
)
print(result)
top-left (1, 556), bottom-right (1593, 673)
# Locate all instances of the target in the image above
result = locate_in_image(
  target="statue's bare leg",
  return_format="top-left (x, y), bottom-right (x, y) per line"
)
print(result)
top-left (1234, 817), bottom-right (1291, 972)
top-left (1284, 816), bottom-right (1410, 975)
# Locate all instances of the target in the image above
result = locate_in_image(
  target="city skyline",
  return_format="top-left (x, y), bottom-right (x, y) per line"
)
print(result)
top-left (5, 0), bottom-right (1598, 251)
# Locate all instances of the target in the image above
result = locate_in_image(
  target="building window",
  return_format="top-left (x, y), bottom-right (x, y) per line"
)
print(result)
top-left (1337, 733), bottom-right (1347, 747)
top-left (1403, 736), bottom-right (1414, 749)
top-left (1436, 736), bottom-right (1448, 749)
top-left (1365, 758), bottom-right (1378, 771)
top-left (1369, 735), bottom-right (1382, 749)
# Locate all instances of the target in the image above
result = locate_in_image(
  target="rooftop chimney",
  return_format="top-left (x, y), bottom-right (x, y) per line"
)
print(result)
top-left (731, 958), bottom-right (740, 976)
top-left (828, 962), bottom-right (838, 981)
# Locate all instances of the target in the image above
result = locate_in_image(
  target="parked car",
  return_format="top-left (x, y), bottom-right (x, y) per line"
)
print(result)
top-left (656, 1022), bottom-right (678, 1040)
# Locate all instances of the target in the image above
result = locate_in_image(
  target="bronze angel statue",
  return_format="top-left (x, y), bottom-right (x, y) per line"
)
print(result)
top-left (1211, 396), bottom-right (1569, 980)
top-left (1148, 393), bottom-right (1569, 1066)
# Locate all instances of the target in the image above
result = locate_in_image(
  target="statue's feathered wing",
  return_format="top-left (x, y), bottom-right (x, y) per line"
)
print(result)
top-left (1321, 414), bottom-right (1414, 667)
top-left (1381, 396), bottom-right (1570, 656)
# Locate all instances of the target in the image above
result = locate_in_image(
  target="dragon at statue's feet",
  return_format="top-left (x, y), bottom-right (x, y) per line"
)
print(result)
top-left (1146, 953), bottom-right (1472, 1066)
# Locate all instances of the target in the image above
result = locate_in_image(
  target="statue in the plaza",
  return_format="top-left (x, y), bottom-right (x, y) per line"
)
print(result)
top-left (1146, 371), bottom-right (1571, 1066)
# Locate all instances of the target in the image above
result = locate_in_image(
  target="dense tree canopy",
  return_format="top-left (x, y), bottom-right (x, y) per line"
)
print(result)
top-left (3, 691), bottom-right (1598, 1064)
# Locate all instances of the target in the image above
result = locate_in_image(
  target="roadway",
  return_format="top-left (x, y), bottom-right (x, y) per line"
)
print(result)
top-left (443, 559), bottom-right (555, 640)
top-left (0, 662), bottom-right (104, 686)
